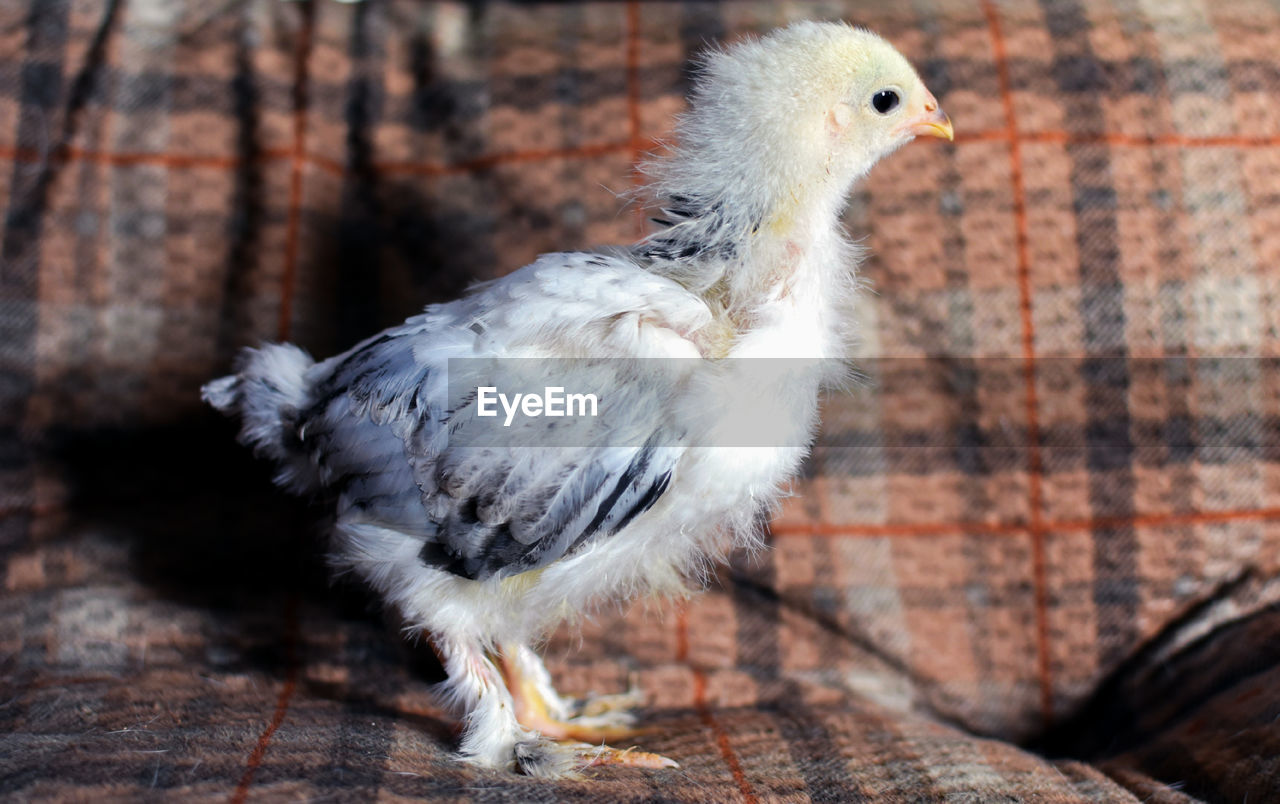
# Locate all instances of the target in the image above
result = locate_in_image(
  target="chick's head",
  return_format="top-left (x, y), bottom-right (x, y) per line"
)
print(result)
top-left (675, 22), bottom-right (952, 206)
top-left (823, 29), bottom-right (953, 152)
top-left (776, 23), bottom-right (953, 176)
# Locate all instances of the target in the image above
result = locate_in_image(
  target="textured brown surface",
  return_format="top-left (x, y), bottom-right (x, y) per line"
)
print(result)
top-left (4, 0), bottom-right (1280, 800)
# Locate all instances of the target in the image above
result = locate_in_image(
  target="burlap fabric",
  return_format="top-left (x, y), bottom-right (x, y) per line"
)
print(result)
top-left (4, 1), bottom-right (1279, 800)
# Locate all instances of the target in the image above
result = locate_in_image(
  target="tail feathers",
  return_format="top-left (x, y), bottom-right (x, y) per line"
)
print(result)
top-left (202, 342), bottom-right (320, 494)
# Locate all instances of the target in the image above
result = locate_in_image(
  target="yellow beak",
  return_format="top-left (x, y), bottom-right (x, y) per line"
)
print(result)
top-left (909, 105), bottom-right (954, 141)
top-left (902, 90), bottom-right (953, 141)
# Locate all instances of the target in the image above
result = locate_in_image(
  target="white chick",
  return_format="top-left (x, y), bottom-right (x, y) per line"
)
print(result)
top-left (203, 21), bottom-right (951, 777)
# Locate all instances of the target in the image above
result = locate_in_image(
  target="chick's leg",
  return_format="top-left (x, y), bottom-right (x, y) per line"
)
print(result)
top-left (498, 643), bottom-right (676, 769)
top-left (432, 636), bottom-right (535, 771)
top-left (499, 643), bottom-right (576, 724)
top-left (500, 643), bottom-right (640, 741)
top-left (432, 637), bottom-right (668, 777)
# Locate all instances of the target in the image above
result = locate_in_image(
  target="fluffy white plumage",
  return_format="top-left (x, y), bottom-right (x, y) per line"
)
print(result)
top-left (204, 21), bottom-right (951, 777)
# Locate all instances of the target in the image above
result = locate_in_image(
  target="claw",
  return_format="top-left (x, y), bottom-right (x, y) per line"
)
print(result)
top-left (573, 742), bottom-right (679, 770)
top-left (513, 738), bottom-right (679, 778)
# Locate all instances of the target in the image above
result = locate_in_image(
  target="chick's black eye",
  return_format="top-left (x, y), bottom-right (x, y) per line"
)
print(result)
top-left (872, 90), bottom-right (900, 114)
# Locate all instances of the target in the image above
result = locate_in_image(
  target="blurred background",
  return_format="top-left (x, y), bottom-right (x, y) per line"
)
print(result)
top-left (4, 1), bottom-right (1280, 800)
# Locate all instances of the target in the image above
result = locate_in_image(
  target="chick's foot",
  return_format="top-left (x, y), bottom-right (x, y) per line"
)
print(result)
top-left (514, 738), bottom-right (678, 778)
top-left (498, 645), bottom-right (664, 749)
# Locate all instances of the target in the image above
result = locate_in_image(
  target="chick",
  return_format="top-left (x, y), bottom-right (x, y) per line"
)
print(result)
top-left (203, 21), bottom-right (951, 777)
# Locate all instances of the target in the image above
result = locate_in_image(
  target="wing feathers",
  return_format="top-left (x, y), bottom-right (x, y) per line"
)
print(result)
top-left (293, 251), bottom-right (700, 581)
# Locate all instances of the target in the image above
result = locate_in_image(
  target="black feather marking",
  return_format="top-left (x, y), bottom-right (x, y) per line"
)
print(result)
top-left (582, 447), bottom-right (653, 538)
top-left (610, 468), bottom-right (671, 534)
top-left (345, 486), bottom-right (421, 512)
top-left (413, 440), bottom-right (677, 582)
top-left (418, 540), bottom-right (469, 576)
top-left (305, 333), bottom-right (398, 415)
top-left (467, 523), bottom-right (526, 579)
top-left (447, 388), bottom-right (478, 418)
